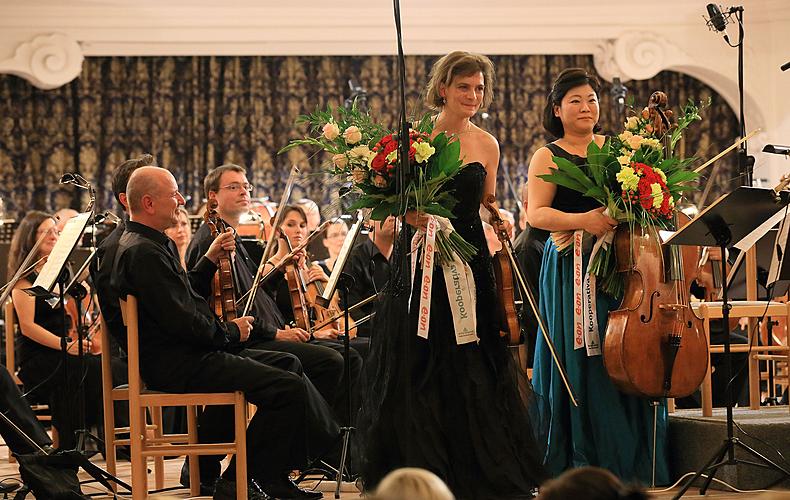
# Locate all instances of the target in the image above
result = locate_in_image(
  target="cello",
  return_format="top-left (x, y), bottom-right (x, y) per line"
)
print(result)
top-left (604, 92), bottom-right (709, 399)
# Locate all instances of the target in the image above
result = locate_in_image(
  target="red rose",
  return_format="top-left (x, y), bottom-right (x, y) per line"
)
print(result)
top-left (371, 153), bottom-right (388, 172)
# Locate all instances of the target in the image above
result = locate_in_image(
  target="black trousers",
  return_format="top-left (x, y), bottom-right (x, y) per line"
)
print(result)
top-left (0, 365), bottom-right (51, 455)
top-left (183, 348), bottom-right (337, 482)
top-left (247, 338), bottom-right (363, 421)
top-left (18, 349), bottom-right (128, 451)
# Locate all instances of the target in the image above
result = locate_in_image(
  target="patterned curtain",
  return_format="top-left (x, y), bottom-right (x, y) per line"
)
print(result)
top-left (0, 55), bottom-right (738, 219)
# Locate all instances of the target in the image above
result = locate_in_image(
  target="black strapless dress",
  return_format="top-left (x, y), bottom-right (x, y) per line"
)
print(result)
top-left (356, 163), bottom-right (547, 499)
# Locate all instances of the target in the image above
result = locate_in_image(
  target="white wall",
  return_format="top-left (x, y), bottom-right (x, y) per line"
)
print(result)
top-left (1, 0), bottom-right (788, 182)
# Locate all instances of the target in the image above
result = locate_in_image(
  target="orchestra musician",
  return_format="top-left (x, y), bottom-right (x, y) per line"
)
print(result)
top-left (9, 211), bottom-right (127, 451)
top-left (164, 206), bottom-right (192, 270)
top-left (528, 68), bottom-right (668, 483)
top-left (185, 164), bottom-right (361, 418)
top-left (109, 166), bottom-right (326, 499)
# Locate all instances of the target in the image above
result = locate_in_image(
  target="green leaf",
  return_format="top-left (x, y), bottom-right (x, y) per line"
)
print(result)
top-left (550, 156), bottom-right (595, 190)
top-left (423, 203), bottom-right (455, 218)
top-left (370, 201), bottom-right (401, 220)
top-left (538, 170), bottom-right (588, 194)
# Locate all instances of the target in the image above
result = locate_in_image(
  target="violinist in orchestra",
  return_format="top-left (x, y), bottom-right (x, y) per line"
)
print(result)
top-left (356, 51), bottom-right (547, 499)
top-left (8, 211), bottom-right (126, 451)
top-left (185, 164), bottom-right (359, 418)
top-left (318, 219), bottom-right (349, 273)
top-left (527, 68), bottom-right (668, 483)
top-left (344, 217), bottom-right (395, 339)
top-left (269, 205), bottom-right (370, 361)
top-left (111, 166), bottom-right (326, 499)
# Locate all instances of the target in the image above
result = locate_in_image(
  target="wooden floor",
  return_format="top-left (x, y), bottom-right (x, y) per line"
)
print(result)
top-left (0, 443), bottom-right (786, 499)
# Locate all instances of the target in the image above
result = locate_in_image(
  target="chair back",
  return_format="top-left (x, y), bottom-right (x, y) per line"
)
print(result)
top-left (3, 299), bottom-right (21, 384)
top-left (118, 296), bottom-right (143, 403)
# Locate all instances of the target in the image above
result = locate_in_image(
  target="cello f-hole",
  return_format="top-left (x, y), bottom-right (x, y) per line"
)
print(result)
top-left (640, 291), bottom-right (661, 323)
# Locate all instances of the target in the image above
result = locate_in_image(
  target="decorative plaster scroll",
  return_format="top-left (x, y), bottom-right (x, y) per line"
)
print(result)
top-left (594, 31), bottom-right (691, 83)
top-left (0, 33), bottom-right (84, 90)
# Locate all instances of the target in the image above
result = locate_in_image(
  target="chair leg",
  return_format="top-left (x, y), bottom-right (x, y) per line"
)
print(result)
top-left (187, 405), bottom-right (201, 497)
top-left (152, 406), bottom-right (165, 490)
top-left (702, 314), bottom-right (714, 417)
top-left (235, 395), bottom-right (248, 500)
top-left (131, 406), bottom-right (147, 500)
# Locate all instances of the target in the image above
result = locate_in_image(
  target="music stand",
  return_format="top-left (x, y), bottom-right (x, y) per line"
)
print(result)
top-left (665, 187), bottom-right (790, 497)
top-left (23, 212), bottom-right (129, 493)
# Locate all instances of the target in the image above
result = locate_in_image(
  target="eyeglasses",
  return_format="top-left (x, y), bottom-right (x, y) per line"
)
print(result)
top-left (220, 183), bottom-right (254, 193)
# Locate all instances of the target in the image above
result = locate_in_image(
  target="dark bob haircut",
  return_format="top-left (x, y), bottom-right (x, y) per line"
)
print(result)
top-left (542, 68), bottom-right (602, 139)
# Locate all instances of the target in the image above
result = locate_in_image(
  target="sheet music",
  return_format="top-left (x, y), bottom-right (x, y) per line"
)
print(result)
top-left (30, 212), bottom-right (90, 294)
top-left (767, 207), bottom-right (790, 287)
top-left (734, 208), bottom-right (785, 251)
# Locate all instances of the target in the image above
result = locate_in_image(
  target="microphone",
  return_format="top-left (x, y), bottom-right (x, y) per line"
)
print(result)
top-left (610, 77), bottom-right (627, 115)
top-left (706, 3), bottom-right (730, 43)
top-left (782, 61), bottom-right (790, 72)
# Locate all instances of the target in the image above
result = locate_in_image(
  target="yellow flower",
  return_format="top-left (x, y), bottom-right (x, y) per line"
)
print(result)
top-left (617, 154), bottom-right (632, 168)
top-left (654, 167), bottom-right (667, 183)
top-left (332, 153), bottom-right (348, 169)
top-left (651, 182), bottom-right (663, 209)
top-left (618, 131), bottom-right (633, 143)
top-left (413, 141), bottom-right (435, 163)
top-left (616, 166), bottom-right (639, 191)
top-left (625, 116), bottom-right (639, 131)
top-left (640, 138), bottom-right (662, 150)
top-left (386, 150), bottom-right (398, 163)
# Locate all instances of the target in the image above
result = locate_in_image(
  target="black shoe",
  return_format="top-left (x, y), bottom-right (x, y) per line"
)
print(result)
top-left (259, 475), bottom-right (323, 499)
top-left (213, 477), bottom-right (273, 500)
top-left (179, 459), bottom-right (218, 496)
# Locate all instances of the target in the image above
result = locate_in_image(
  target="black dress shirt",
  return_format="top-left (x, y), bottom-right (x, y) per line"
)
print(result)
top-left (345, 238), bottom-right (391, 338)
top-left (185, 222), bottom-right (284, 340)
top-left (110, 220), bottom-right (240, 391)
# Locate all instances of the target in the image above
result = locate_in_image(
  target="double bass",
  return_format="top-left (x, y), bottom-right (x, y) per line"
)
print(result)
top-left (604, 92), bottom-right (709, 399)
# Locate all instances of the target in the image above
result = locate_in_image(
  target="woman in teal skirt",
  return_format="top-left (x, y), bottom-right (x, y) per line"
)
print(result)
top-left (527, 68), bottom-right (669, 485)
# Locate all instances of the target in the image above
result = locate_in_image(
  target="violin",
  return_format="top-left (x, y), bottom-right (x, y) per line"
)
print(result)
top-left (482, 194), bottom-right (522, 345)
top-left (604, 91), bottom-right (709, 398)
top-left (204, 199), bottom-right (238, 321)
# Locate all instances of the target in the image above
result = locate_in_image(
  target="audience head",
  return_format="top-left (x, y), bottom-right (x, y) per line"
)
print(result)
top-left (537, 466), bottom-right (651, 500)
top-left (8, 211), bottom-right (57, 276)
top-left (373, 467), bottom-right (455, 500)
top-left (126, 167), bottom-right (185, 232)
top-left (543, 68), bottom-right (601, 139)
top-left (204, 163), bottom-right (252, 220)
top-left (111, 153), bottom-right (157, 210)
top-left (296, 198), bottom-right (321, 232)
top-left (425, 51), bottom-right (495, 111)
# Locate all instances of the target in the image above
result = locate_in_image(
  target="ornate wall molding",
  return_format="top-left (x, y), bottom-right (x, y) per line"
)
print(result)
top-left (0, 33), bottom-right (84, 89)
top-left (593, 31), bottom-right (693, 83)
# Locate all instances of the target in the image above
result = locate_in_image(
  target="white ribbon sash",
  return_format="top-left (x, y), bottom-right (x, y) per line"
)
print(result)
top-left (572, 230), bottom-right (585, 350)
top-left (571, 224), bottom-right (614, 357)
top-left (412, 216), bottom-right (479, 344)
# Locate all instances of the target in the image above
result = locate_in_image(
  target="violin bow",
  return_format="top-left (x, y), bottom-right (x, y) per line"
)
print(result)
top-left (694, 128), bottom-right (761, 174)
top-left (243, 165), bottom-right (299, 316)
top-left (484, 194), bottom-right (579, 407)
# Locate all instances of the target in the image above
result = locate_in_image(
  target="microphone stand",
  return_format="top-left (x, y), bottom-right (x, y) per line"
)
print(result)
top-left (333, 272), bottom-right (355, 499)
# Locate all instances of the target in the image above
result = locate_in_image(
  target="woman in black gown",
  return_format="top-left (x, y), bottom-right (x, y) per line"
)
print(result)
top-left (357, 51), bottom-right (547, 500)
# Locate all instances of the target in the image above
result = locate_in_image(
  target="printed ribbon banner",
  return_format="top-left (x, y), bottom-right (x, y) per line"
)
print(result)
top-left (411, 215), bottom-right (479, 344)
top-left (571, 216), bottom-right (616, 357)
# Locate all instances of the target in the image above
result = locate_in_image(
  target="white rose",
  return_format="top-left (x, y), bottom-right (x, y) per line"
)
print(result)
top-left (322, 122), bottom-right (340, 140)
top-left (332, 153), bottom-right (348, 169)
top-left (343, 126), bottom-right (362, 145)
top-left (349, 145), bottom-right (371, 158)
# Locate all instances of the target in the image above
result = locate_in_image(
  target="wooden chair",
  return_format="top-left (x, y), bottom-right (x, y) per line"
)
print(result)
top-left (694, 300), bottom-right (790, 417)
top-left (3, 298), bottom-right (57, 461)
top-left (120, 295), bottom-right (248, 499)
top-left (99, 312), bottom-right (172, 492)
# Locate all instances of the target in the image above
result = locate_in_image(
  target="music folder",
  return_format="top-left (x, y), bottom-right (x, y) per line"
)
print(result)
top-left (24, 212), bottom-right (90, 298)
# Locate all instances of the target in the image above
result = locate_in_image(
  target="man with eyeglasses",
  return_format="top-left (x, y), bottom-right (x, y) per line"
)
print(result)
top-left (187, 164), bottom-right (350, 404)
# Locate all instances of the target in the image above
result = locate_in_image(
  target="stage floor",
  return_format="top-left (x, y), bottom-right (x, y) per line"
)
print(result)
top-left (0, 436), bottom-right (787, 498)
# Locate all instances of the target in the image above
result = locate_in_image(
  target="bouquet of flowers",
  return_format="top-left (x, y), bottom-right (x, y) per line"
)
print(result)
top-left (279, 103), bottom-right (477, 264)
top-left (539, 94), bottom-right (708, 296)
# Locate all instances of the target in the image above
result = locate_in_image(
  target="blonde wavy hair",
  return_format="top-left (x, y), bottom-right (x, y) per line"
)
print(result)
top-left (373, 467), bottom-right (455, 500)
top-left (424, 51), bottom-right (495, 111)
